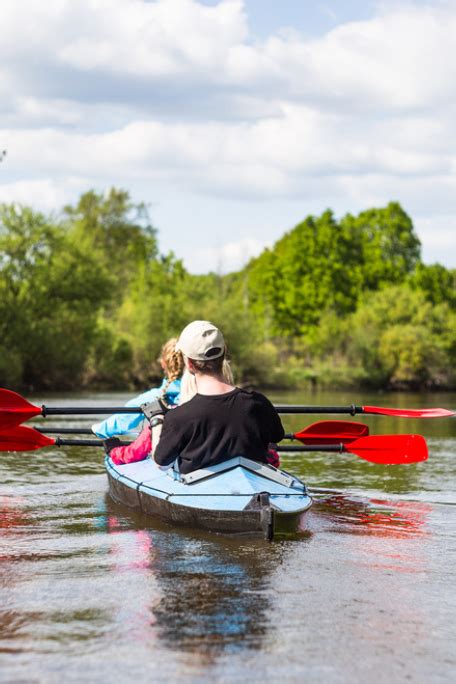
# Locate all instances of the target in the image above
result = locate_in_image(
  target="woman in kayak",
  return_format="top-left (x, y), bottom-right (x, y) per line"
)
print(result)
top-left (93, 337), bottom-right (184, 439)
top-left (153, 321), bottom-right (284, 474)
top-left (105, 334), bottom-right (234, 466)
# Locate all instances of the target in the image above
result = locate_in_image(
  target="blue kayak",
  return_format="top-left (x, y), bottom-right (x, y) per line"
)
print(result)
top-left (106, 455), bottom-right (312, 540)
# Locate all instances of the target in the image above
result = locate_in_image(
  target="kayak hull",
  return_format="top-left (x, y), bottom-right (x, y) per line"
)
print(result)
top-left (105, 456), bottom-right (312, 540)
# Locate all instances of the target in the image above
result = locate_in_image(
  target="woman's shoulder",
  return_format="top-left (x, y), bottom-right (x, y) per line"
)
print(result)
top-left (235, 388), bottom-right (272, 405)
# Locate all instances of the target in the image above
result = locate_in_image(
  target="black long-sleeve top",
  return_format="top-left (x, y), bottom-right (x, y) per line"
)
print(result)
top-left (154, 387), bottom-right (284, 474)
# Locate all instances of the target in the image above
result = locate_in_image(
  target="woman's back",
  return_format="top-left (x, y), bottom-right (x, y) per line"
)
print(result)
top-left (154, 387), bottom-right (284, 474)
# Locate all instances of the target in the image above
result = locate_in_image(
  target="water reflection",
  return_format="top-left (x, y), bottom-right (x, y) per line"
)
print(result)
top-left (282, 450), bottom-right (431, 496)
top-left (265, 491), bottom-right (437, 684)
top-left (0, 495), bottom-right (28, 531)
top-left (302, 491), bottom-right (432, 585)
top-left (102, 496), bottom-right (289, 661)
top-left (311, 491), bottom-right (431, 538)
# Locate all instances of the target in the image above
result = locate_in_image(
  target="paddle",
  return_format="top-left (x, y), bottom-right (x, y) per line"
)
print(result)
top-left (0, 426), bottom-right (130, 451)
top-left (0, 388), bottom-right (453, 430)
top-left (274, 403), bottom-right (454, 417)
top-left (284, 420), bottom-right (369, 445)
top-left (0, 426), bottom-right (427, 465)
top-left (279, 434), bottom-right (428, 465)
top-left (36, 420), bottom-right (369, 442)
top-left (35, 427), bottom-right (94, 435)
top-left (0, 388), bottom-right (146, 431)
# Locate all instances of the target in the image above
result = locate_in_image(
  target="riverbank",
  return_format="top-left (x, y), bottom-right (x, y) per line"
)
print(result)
top-left (13, 372), bottom-right (456, 396)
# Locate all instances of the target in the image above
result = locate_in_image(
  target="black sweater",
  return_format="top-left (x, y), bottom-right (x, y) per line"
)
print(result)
top-left (154, 387), bottom-right (284, 474)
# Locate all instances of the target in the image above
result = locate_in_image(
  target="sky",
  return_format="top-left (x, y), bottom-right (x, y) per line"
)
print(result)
top-left (1, 0), bottom-right (455, 273)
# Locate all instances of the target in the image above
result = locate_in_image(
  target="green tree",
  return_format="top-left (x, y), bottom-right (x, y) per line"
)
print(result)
top-left (63, 188), bottom-right (158, 300)
top-left (58, 188), bottom-right (162, 387)
top-left (341, 202), bottom-right (421, 290)
top-left (2, 190), bottom-right (454, 393)
top-left (0, 203), bottom-right (112, 389)
top-left (245, 210), bottom-right (364, 337)
top-left (244, 203), bottom-right (421, 340)
top-left (343, 286), bottom-right (455, 388)
top-left (409, 262), bottom-right (456, 307)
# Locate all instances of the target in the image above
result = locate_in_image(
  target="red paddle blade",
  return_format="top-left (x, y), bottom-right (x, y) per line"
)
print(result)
top-left (347, 434), bottom-right (428, 465)
top-left (0, 389), bottom-right (42, 429)
top-left (294, 420), bottom-right (369, 445)
top-left (0, 426), bottom-right (56, 451)
top-left (363, 405), bottom-right (455, 418)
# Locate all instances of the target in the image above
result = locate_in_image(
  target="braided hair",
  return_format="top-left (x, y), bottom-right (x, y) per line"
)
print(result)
top-left (159, 338), bottom-right (184, 408)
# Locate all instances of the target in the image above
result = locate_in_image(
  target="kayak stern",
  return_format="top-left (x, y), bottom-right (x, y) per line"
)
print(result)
top-left (105, 456), bottom-right (311, 540)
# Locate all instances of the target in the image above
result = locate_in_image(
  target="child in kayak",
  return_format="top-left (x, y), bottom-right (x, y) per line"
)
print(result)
top-left (153, 321), bottom-right (284, 474)
top-left (93, 338), bottom-right (183, 439)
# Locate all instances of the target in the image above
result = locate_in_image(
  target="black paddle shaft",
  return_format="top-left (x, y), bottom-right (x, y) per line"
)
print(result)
top-left (56, 438), bottom-right (106, 447)
top-left (35, 427), bottom-right (93, 434)
top-left (54, 438), bottom-right (131, 447)
top-left (41, 406), bottom-right (141, 416)
top-left (279, 444), bottom-right (344, 453)
top-left (40, 404), bottom-right (363, 416)
top-left (274, 405), bottom-right (362, 415)
top-left (52, 439), bottom-right (340, 452)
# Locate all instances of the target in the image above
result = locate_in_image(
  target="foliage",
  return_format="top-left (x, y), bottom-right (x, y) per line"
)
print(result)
top-left (245, 210), bottom-right (364, 336)
top-left (1, 191), bottom-right (455, 391)
top-left (337, 286), bottom-right (455, 389)
top-left (408, 262), bottom-right (456, 307)
top-left (245, 202), bottom-right (421, 338)
top-left (0, 204), bottom-right (112, 389)
top-left (340, 202), bottom-right (421, 290)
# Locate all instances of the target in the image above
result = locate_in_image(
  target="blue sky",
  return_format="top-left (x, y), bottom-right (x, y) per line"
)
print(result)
top-left (1, 0), bottom-right (455, 272)
top-left (200, 0), bottom-right (377, 37)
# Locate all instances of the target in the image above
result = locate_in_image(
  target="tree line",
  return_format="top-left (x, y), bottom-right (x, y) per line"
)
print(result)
top-left (1, 189), bottom-right (455, 391)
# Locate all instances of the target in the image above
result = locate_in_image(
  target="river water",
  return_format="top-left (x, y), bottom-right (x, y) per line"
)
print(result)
top-left (1, 390), bottom-right (455, 683)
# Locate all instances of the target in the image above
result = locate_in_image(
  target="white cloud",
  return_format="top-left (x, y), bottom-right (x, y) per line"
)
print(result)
top-left (2, 0), bottom-right (456, 117)
top-left (0, 178), bottom-right (88, 212)
top-left (0, 0), bottom-right (455, 267)
top-left (189, 237), bottom-right (268, 273)
top-left (283, 4), bottom-right (456, 110)
top-left (0, 0), bottom-right (248, 85)
top-left (2, 104), bottom-right (454, 192)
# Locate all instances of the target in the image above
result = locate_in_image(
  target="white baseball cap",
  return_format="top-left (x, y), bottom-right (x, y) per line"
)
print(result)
top-left (176, 320), bottom-right (225, 361)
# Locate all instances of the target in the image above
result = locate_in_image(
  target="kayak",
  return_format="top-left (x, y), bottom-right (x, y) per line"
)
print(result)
top-left (105, 455), bottom-right (312, 540)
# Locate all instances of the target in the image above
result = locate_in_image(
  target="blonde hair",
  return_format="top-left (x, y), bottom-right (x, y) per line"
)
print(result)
top-left (189, 351), bottom-right (233, 382)
top-left (159, 338), bottom-right (184, 406)
top-left (179, 368), bottom-right (197, 404)
top-left (222, 358), bottom-right (234, 384)
top-left (178, 351), bottom-right (234, 405)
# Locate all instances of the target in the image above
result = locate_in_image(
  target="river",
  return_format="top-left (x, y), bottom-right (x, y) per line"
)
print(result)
top-left (1, 389), bottom-right (455, 683)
